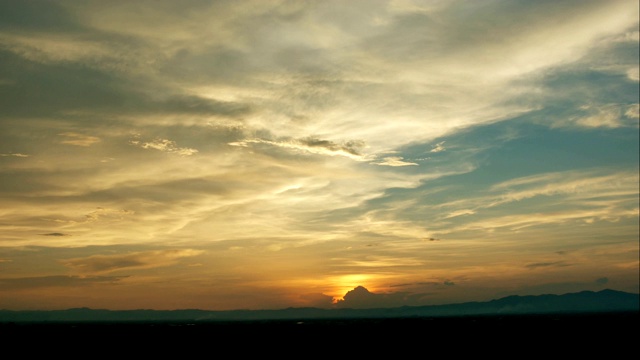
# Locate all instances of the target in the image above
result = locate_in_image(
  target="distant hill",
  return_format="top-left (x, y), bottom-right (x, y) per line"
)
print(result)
top-left (0, 289), bottom-right (637, 323)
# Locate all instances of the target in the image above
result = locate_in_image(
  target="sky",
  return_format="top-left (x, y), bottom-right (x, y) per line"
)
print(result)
top-left (0, 0), bottom-right (638, 311)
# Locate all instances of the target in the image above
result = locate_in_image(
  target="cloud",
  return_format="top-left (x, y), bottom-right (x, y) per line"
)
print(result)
top-left (489, 170), bottom-right (639, 204)
top-left (627, 67), bottom-right (639, 82)
top-left (525, 261), bottom-right (571, 269)
top-left (230, 136), bottom-right (368, 160)
top-left (443, 209), bottom-right (476, 219)
top-left (420, 168), bottom-right (638, 237)
top-left (40, 232), bottom-right (71, 237)
top-left (0, 275), bottom-right (126, 290)
top-left (299, 137), bottom-right (365, 157)
top-left (84, 208), bottom-right (134, 222)
top-left (130, 136), bottom-right (198, 156)
top-left (58, 132), bottom-right (101, 146)
top-left (338, 255), bottom-right (425, 268)
top-left (422, 237), bottom-right (440, 242)
top-left (334, 285), bottom-right (420, 309)
top-left (333, 285), bottom-right (382, 308)
top-left (62, 249), bottom-right (204, 274)
top-left (571, 104), bottom-right (632, 128)
top-left (451, 207), bottom-right (637, 233)
top-left (333, 283), bottom-right (461, 308)
top-left (430, 141), bottom-right (446, 153)
top-left (625, 103), bottom-right (639, 119)
top-left (0, 32), bottom-right (122, 66)
top-left (373, 156), bottom-right (418, 167)
top-left (0, 153), bottom-right (29, 157)
top-left (595, 277), bottom-right (609, 285)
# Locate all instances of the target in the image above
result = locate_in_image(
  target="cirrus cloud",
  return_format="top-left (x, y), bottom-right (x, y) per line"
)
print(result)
top-left (62, 249), bottom-right (204, 274)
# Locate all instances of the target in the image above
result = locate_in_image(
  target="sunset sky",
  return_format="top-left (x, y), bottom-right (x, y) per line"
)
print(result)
top-left (0, 0), bottom-right (638, 311)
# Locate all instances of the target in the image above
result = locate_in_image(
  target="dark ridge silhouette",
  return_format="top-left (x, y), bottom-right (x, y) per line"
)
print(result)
top-left (1, 289), bottom-right (637, 351)
top-left (0, 288), bottom-right (637, 323)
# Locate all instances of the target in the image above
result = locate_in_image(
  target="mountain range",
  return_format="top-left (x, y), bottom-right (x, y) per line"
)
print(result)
top-left (0, 288), bottom-right (637, 323)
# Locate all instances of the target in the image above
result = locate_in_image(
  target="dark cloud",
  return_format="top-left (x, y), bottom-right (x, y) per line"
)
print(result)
top-left (0, 50), bottom-right (132, 119)
top-left (334, 285), bottom-right (422, 309)
top-left (298, 137), bottom-right (365, 156)
top-left (40, 232), bottom-right (70, 237)
top-left (393, 280), bottom-right (454, 287)
top-left (0, 275), bottom-right (126, 290)
top-left (525, 261), bottom-right (571, 269)
top-left (595, 277), bottom-right (609, 285)
top-left (0, 49), bottom-right (252, 121)
top-left (0, 38), bottom-right (252, 131)
top-left (334, 285), bottom-right (378, 308)
top-left (0, 0), bottom-right (81, 32)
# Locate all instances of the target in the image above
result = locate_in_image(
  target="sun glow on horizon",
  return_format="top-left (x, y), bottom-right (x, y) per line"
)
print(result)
top-left (328, 274), bottom-right (377, 303)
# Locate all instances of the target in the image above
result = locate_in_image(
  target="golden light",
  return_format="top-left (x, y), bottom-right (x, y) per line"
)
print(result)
top-left (328, 274), bottom-right (376, 303)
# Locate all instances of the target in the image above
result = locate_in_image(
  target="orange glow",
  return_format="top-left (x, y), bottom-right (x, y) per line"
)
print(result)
top-left (327, 274), bottom-right (377, 302)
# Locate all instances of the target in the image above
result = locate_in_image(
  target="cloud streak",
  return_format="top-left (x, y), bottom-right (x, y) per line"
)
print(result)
top-left (230, 137), bottom-right (367, 160)
top-left (373, 156), bottom-right (418, 167)
top-left (0, 275), bottom-right (126, 290)
top-left (130, 136), bottom-right (198, 156)
top-left (0, 153), bottom-right (29, 157)
top-left (62, 249), bottom-right (204, 274)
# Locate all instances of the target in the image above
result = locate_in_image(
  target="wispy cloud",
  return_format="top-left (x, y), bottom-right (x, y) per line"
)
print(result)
top-left (84, 208), bottom-right (135, 223)
top-left (373, 156), bottom-right (418, 167)
top-left (62, 249), bottom-right (204, 274)
top-left (229, 137), bottom-right (367, 160)
top-left (525, 261), bottom-right (572, 269)
top-left (59, 132), bottom-right (101, 147)
top-left (0, 153), bottom-right (29, 157)
top-left (430, 141), bottom-right (446, 153)
top-left (335, 255), bottom-right (425, 268)
top-left (443, 209), bottom-right (476, 219)
top-left (0, 275), bottom-right (126, 290)
top-left (448, 207), bottom-right (638, 233)
top-left (0, 32), bottom-right (121, 67)
top-left (489, 170), bottom-right (639, 203)
top-left (625, 103), bottom-right (639, 119)
top-left (130, 136), bottom-right (198, 156)
top-left (562, 104), bottom-right (639, 128)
